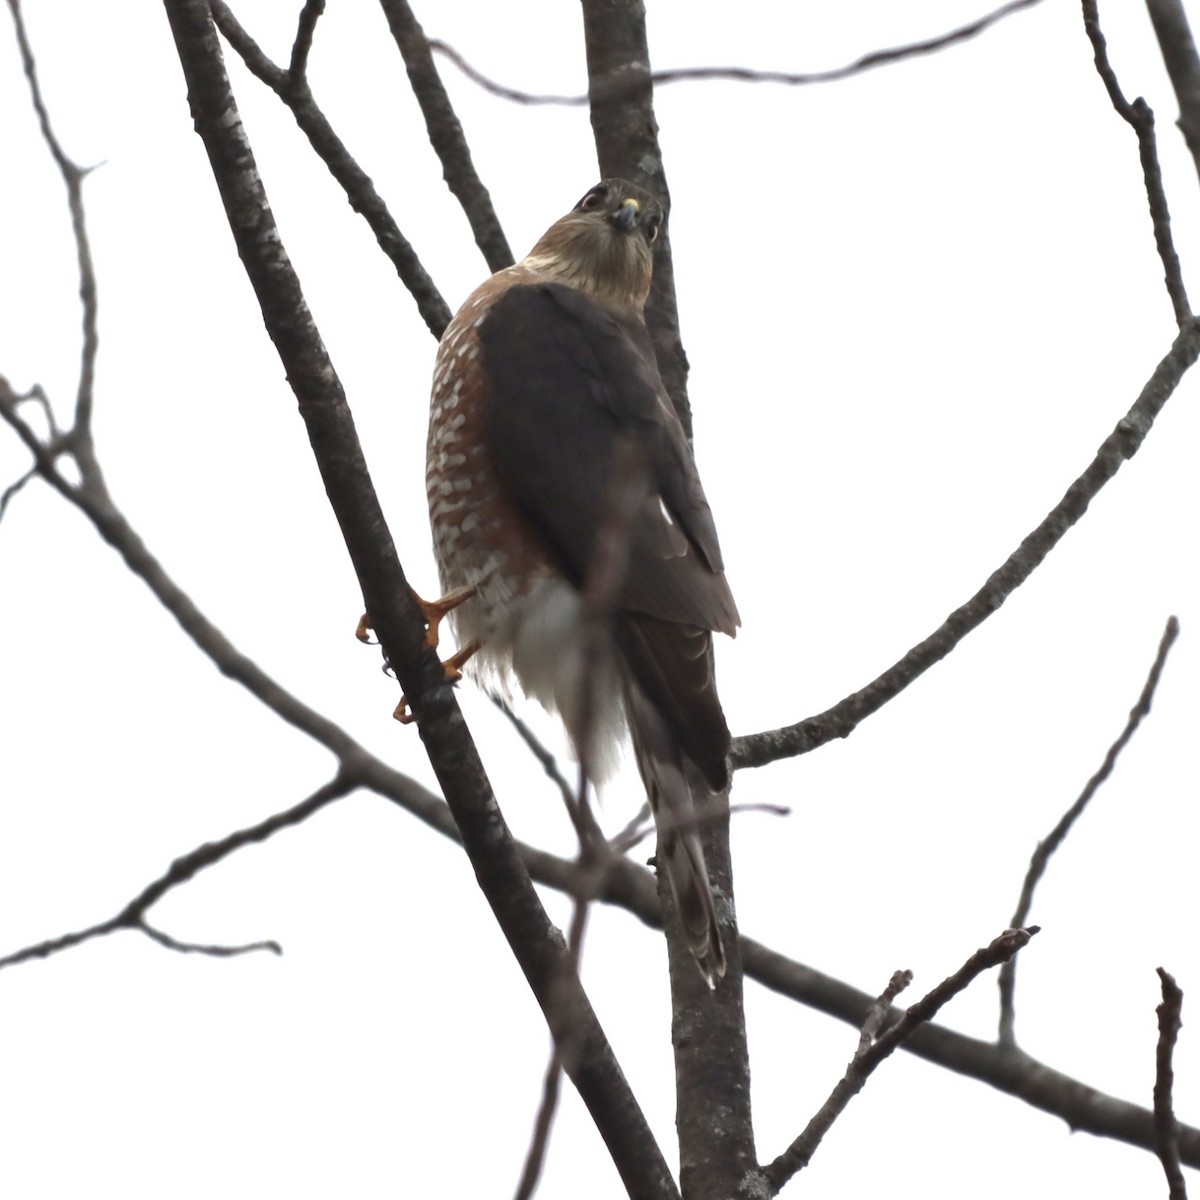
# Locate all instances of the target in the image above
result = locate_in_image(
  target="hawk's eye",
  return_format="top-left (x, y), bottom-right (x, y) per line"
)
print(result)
top-left (580, 189), bottom-right (605, 211)
top-left (646, 216), bottom-right (662, 244)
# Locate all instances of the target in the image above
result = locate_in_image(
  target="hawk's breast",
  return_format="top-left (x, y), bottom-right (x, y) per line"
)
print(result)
top-left (426, 265), bottom-right (560, 682)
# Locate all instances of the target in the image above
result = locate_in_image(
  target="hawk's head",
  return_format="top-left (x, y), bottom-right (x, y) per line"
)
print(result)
top-left (523, 179), bottom-right (665, 310)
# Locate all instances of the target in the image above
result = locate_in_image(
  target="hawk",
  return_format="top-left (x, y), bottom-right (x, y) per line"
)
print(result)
top-left (424, 179), bottom-right (739, 985)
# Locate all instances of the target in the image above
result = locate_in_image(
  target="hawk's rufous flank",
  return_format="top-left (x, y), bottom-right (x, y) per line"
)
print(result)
top-left (424, 180), bottom-right (739, 985)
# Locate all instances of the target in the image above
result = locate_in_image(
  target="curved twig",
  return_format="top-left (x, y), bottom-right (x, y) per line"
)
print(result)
top-left (429, 1), bottom-right (1043, 107)
top-left (998, 616), bottom-right (1181, 1045)
top-left (1083, 0), bottom-right (1191, 325)
top-left (732, 326), bottom-right (1200, 770)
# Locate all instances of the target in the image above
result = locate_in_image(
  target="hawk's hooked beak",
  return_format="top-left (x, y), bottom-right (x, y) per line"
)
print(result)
top-left (611, 197), bottom-right (640, 234)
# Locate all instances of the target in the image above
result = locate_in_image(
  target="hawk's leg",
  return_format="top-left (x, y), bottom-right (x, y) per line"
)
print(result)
top-left (356, 584), bottom-right (476, 649)
top-left (393, 639), bottom-right (481, 725)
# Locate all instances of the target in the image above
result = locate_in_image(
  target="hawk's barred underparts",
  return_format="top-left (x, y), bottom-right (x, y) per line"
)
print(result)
top-left (425, 180), bottom-right (739, 985)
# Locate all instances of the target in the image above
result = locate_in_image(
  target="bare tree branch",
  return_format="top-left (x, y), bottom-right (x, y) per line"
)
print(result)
top-left (160, 5), bottom-right (676, 1194)
top-left (998, 616), bottom-right (1181, 1045)
top-left (1083, 0), bottom-right (1191, 325)
top-left (430, 1), bottom-right (1043, 107)
top-left (288, 0), bottom-right (324, 81)
top-left (1155, 968), bottom-right (1189, 1200)
top-left (733, 326), bottom-right (1200, 770)
top-left (763, 928), bottom-right (1038, 1193)
top-left (209, 0), bottom-right (452, 337)
top-left (739, 928), bottom-right (1200, 1169)
top-left (0, 774), bottom-right (355, 971)
top-left (378, 0), bottom-right (513, 273)
top-left (1146, 0), bottom-right (1200, 186)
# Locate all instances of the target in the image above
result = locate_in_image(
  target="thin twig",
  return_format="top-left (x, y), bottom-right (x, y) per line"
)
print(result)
top-left (514, 1041), bottom-right (569, 1200)
top-left (1083, 0), bottom-right (1191, 324)
top-left (998, 616), bottom-right (1180, 1044)
top-left (490, 696), bottom-right (579, 815)
top-left (857, 969), bottom-right (913, 1057)
top-left (0, 464), bottom-right (37, 520)
top-left (0, 776), bottom-right (351, 971)
top-left (139, 922), bottom-right (281, 958)
top-left (609, 800), bottom-right (791, 858)
top-left (378, 0), bottom-right (512, 273)
top-left (1154, 968), bottom-right (1189, 1200)
top-left (430, 1), bottom-right (1042, 107)
top-left (764, 928), bottom-right (1039, 1192)
top-left (5, 0), bottom-right (100, 441)
top-left (733, 327), bottom-right (1200, 770)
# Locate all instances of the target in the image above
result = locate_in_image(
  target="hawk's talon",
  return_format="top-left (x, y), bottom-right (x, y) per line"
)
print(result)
top-left (391, 640), bottom-right (481, 726)
top-left (356, 586), bottom-right (475, 651)
top-left (417, 585), bottom-right (476, 650)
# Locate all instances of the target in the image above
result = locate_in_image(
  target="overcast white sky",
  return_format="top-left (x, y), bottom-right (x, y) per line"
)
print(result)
top-left (2, 1), bottom-right (1199, 1197)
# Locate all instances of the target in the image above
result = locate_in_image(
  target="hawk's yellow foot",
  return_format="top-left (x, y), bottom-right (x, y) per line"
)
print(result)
top-left (392, 639), bottom-right (481, 725)
top-left (355, 584), bottom-right (476, 649)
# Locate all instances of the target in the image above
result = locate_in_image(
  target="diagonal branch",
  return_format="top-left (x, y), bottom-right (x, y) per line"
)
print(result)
top-left (377, 0), bottom-right (513, 273)
top-left (209, 0), bottom-right (452, 337)
top-left (998, 616), bottom-right (1180, 1045)
top-left (733, 325), bottom-right (1200, 770)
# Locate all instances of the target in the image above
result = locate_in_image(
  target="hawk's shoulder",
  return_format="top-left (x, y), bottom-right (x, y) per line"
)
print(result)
top-left (476, 279), bottom-right (739, 638)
